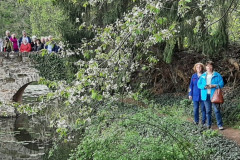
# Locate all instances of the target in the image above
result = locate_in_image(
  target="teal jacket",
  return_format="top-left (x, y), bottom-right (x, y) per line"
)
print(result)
top-left (197, 71), bottom-right (224, 101)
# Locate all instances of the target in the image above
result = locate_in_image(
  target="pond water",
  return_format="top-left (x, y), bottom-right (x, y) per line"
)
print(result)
top-left (0, 85), bottom-right (51, 160)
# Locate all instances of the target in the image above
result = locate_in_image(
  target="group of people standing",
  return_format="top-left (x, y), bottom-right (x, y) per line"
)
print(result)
top-left (0, 30), bottom-right (59, 53)
top-left (189, 61), bottom-right (224, 130)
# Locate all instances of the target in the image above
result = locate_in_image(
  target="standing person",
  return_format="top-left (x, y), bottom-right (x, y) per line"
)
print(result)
top-left (45, 35), bottom-right (58, 53)
top-left (40, 37), bottom-right (46, 47)
top-left (10, 34), bottom-right (19, 52)
top-left (41, 37), bottom-right (45, 44)
top-left (19, 39), bottom-right (32, 52)
top-left (18, 30), bottom-right (31, 47)
top-left (33, 39), bottom-right (44, 51)
top-left (5, 30), bottom-right (11, 39)
top-left (0, 38), bottom-right (3, 52)
top-left (189, 63), bottom-right (206, 126)
top-left (31, 35), bottom-right (37, 49)
top-left (45, 36), bottom-right (49, 43)
top-left (3, 37), bottom-right (13, 52)
top-left (198, 61), bottom-right (224, 130)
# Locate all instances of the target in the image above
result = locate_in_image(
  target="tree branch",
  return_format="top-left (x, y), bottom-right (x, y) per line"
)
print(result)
top-left (202, 0), bottom-right (236, 33)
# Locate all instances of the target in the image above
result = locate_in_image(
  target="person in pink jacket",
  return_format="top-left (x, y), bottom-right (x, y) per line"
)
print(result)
top-left (10, 34), bottom-right (19, 52)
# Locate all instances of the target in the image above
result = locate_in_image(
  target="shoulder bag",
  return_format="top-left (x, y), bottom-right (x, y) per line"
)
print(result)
top-left (211, 85), bottom-right (224, 104)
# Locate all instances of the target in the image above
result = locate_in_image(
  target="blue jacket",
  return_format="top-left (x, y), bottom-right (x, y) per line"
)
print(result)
top-left (189, 73), bottom-right (202, 101)
top-left (45, 41), bottom-right (59, 53)
top-left (197, 71), bottom-right (224, 101)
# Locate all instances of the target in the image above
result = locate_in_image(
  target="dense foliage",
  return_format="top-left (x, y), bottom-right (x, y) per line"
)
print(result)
top-left (23, 0), bottom-right (68, 37)
top-left (0, 0), bottom-right (31, 37)
top-left (30, 53), bottom-right (78, 83)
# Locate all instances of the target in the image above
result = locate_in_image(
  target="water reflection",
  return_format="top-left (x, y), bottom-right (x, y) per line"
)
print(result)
top-left (22, 85), bottom-right (50, 104)
top-left (0, 117), bottom-right (45, 159)
top-left (0, 85), bottom-right (51, 160)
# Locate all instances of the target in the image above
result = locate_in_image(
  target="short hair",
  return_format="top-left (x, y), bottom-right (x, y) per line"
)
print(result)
top-left (32, 35), bottom-right (37, 40)
top-left (22, 39), bottom-right (28, 43)
top-left (22, 30), bottom-right (26, 34)
top-left (193, 62), bottom-right (204, 72)
top-left (205, 61), bottom-right (214, 68)
top-left (6, 30), bottom-right (10, 34)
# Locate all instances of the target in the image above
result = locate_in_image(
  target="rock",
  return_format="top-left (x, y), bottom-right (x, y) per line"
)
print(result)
top-left (0, 103), bottom-right (16, 117)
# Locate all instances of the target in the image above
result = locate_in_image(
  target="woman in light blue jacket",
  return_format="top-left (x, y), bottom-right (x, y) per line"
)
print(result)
top-left (197, 61), bottom-right (224, 130)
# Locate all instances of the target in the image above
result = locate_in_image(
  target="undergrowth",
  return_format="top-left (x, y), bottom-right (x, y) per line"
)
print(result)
top-left (43, 94), bottom-right (240, 160)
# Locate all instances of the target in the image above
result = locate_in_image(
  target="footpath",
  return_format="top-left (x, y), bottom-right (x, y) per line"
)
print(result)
top-left (212, 125), bottom-right (240, 145)
top-left (187, 116), bottom-right (240, 145)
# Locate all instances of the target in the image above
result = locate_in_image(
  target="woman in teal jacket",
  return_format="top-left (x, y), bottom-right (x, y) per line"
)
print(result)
top-left (197, 61), bottom-right (224, 130)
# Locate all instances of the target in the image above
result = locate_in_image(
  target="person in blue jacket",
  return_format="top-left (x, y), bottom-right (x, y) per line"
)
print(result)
top-left (189, 62), bottom-right (206, 125)
top-left (45, 35), bottom-right (59, 53)
top-left (18, 30), bottom-right (31, 47)
top-left (197, 61), bottom-right (224, 130)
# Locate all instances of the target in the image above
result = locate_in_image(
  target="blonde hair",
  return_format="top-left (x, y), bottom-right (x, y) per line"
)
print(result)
top-left (193, 62), bottom-right (204, 73)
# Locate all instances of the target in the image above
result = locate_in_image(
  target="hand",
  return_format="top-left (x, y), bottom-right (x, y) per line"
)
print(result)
top-left (189, 96), bottom-right (192, 100)
top-left (212, 85), bottom-right (217, 88)
top-left (205, 85), bottom-right (210, 89)
top-left (209, 85), bottom-right (216, 88)
top-left (205, 85), bottom-right (216, 89)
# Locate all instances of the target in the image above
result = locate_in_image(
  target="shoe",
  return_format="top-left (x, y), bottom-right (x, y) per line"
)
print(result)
top-left (207, 126), bottom-right (211, 129)
top-left (194, 122), bottom-right (198, 125)
top-left (219, 126), bottom-right (224, 130)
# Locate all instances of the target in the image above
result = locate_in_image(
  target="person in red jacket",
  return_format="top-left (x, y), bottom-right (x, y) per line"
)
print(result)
top-left (20, 39), bottom-right (32, 52)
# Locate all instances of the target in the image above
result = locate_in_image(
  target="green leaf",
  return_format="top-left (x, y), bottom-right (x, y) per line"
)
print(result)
top-left (154, 33), bottom-right (162, 43)
top-left (91, 89), bottom-right (103, 101)
top-left (169, 23), bottom-right (176, 30)
top-left (135, 29), bottom-right (142, 35)
top-left (77, 72), bottom-right (83, 79)
top-left (96, 94), bottom-right (103, 101)
top-left (91, 89), bottom-right (98, 100)
top-left (156, 17), bottom-right (167, 25)
top-left (84, 52), bottom-right (90, 59)
top-left (41, 49), bottom-right (47, 56)
top-left (83, 2), bottom-right (88, 8)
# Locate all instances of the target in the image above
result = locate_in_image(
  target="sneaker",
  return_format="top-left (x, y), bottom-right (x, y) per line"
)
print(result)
top-left (219, 126), bottom-right (224, 130)
top-left (194, 122), bottom-right (198, 125)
